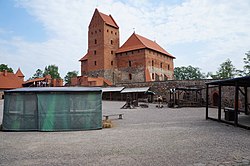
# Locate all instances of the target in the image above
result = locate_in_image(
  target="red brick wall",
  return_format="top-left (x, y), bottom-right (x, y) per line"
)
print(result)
top-left (145, 49), bottom-right (174, 81)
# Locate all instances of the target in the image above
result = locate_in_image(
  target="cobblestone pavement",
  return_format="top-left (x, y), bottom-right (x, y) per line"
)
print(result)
top-left (0, 100), bottom-right (250, 166)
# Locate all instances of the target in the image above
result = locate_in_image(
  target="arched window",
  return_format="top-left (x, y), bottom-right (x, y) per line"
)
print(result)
top-left (129, 74), bottom-right (132, 80)
top-left (129, 61), bottom-right (132, 67)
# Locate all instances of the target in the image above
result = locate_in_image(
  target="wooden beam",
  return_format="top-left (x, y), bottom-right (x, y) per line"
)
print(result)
top-left (239, 87), bottom-right (245, 96)
top-left (234, 82), bottom-right (239, 126)
top-left (206, 84), bottom-right (209, 119)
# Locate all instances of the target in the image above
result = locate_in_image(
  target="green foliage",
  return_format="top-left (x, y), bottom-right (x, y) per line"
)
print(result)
top-left (215, 59), bottom-right (236, 79)
top-left (43, 65), bottom-right (61, 79)
top-left (64, 71), bottom-right (78, 85)
top-left (237, 51), bottom-right (250, 76)
top-left (174, 65), bottom-right (205, 80)
top-left (30, 69), bottom-right (43, 79)
top-left (0, 64), bottom-right (13, 73)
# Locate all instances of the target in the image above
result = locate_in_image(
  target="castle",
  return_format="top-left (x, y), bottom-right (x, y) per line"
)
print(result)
top-left (72, 9), bottom-right (175, 86)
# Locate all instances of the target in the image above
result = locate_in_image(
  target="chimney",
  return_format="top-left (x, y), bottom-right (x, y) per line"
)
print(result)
top-left (3, 70), bottom-right (7, 76)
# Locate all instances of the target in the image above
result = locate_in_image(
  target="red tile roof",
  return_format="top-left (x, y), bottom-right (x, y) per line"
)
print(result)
top-left (15, 68), bottom-right (24, 77)
top-left (79, 52), bottom-right (90, 61)
top-left (116, 33), bottom-right (175, 58)
top-left (24, 77), bottom-right (45, 84)
top-left (0, 71), bottom-right (24, 89)
top-left (97, 9), bottom-right (119, 29)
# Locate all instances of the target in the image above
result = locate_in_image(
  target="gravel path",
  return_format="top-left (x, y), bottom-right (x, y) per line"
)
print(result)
top-left (0, 100), bottom-right (250, 166)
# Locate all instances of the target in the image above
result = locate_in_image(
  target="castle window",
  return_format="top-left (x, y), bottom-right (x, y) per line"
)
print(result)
top-left (152, 73), bottom-right (155, 80)
top-left (129, 74), bottom-right (132, 80)
top-left (111, 40), bottom-right (113, 44)
top-left (111, 61), bottom-right (113, 66)
top-left (95, 39), bottom-right (97, 44)
top-left (168, 64), bottom-right (170, 70)
top-left (107, 29), bottom-right (109, 32)
top-left (111, 31), bottom-right (113, 34)
top-left (94, 61), bottom-right (97, 65)
top-left (111, 50), bottom-right (114, 54)
top-left (129, 60), bottom-right (132, 67)
top-left (115, 32), bottom-right (117, 35)
top-left (152, 60), bottom-right (154, 66)
top-left (94, 50), bottom-right (96, 55)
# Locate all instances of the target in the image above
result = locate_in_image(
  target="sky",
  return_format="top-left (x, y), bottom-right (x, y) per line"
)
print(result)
top-left (0, 0), bottom-right (250, 80)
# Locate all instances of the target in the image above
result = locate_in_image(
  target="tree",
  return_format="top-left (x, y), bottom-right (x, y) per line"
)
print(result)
top-left (64, 71), bottom-right (78, 85)
top-left (237, 51), bottom-right (250, 76)
top-left (174, 65), bottom-right (206, 80)
top-left (215, 59), bottom-right (236, 79)
top-left (0, 64), bottom-right (13, 73)
top-left (30, 69), bottom-right (43, 79)
top-left (43, 65), bottom-right (61, 79)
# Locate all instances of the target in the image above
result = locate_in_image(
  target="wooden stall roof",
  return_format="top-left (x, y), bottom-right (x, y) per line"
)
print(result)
top-left (175, 87), bottom-right (204, 91)
top-left (121, 87), bottom-right (150, 93)
top-left (102, 87), bottom-right (124, 92)
top-left (206, 76), bottom-right (250, 87)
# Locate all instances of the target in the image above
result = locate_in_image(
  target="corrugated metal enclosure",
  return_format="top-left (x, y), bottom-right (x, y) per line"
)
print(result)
top-left (2, 87), bottom-right (102, 131)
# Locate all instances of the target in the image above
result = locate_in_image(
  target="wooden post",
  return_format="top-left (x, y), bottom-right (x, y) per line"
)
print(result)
top-left (218, 84), bottom-right (221, 121)
top-left (206, 84), bottom-right (209, 119)
top-left (245, 86), bottom-right (248, 114)
top-left (234, 82), bottom-right (239, 126)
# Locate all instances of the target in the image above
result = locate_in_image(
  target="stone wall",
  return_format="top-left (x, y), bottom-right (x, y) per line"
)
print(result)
top-left (116, 79), bottom-right (248, 109)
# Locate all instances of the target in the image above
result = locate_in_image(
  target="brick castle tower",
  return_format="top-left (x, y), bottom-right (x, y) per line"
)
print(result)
top-left (79, 9), bottom-right (119, 84)
top-left (74, 9), bottom-right (175, 86)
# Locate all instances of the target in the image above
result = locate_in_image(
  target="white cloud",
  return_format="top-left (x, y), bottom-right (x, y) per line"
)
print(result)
top-left (1, 0), bottom-right (250, 79)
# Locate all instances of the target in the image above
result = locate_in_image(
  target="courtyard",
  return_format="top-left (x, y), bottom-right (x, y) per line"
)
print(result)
top-left (0, 100), bottom-right (250, 166)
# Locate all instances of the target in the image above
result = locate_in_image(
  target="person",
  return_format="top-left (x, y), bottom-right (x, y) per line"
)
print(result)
top-left (157, 95), bottom-right (163, 108)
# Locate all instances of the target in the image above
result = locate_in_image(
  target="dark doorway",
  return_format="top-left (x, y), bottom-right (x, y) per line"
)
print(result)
top-left (213, 92), bottom-right (219, 106)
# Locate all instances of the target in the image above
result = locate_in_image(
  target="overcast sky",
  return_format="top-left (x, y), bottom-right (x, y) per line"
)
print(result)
top-left (0, 0), bottom-right (250, 79)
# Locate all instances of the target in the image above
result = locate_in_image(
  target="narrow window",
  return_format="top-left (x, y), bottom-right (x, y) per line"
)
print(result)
top-left (107, 29), bottom-right (109, 32)
top-left (94, 50), bottom-right (96, 55)
top-left (129, 60), bottom-right (132, 67)
top-left (115, 32), bottom-right (117, 35)
top-left (131, 51), bottom-right (134, 54)
top-left (152, 60), bottom-right (154, 66)
top-left (111, 31), bottom-right (113, 34)
top-left (125, 52), bottom-right (128, 55)
top-left (95, 30), bottom-right (97, 34)
top-left (111, 51), bottom-right (114, 54)
top-left (111, 61), bottom-right (113, 66)
top-left (168, 64), bottom-right (170, 70)
top-left (94, 61), bottom-right (97, 65)
top-left (152, 73), bottom-right (155, 80)
top-left (111, 40), bottom-right (113, 44)
top-left (129, 74), bottom-right (132, 80)
top-left (95, 39), bottom-right (97, 44)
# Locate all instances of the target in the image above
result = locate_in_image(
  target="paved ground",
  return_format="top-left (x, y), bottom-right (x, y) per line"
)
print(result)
top-left (0, 100), bottom-right (250, 166)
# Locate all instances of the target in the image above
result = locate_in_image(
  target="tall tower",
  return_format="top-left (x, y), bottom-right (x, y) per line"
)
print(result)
top-left (80, 9), bottom-right (119, 83)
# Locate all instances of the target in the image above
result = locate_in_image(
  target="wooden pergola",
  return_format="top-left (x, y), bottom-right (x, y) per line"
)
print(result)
top-left (206, 76), bottom-right (250, 129)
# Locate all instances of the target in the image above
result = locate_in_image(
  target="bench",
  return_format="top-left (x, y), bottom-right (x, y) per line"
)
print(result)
top-left (103, 114), bottom-right (124, 120)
